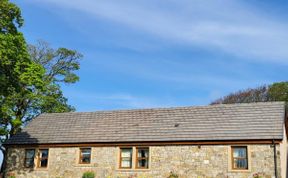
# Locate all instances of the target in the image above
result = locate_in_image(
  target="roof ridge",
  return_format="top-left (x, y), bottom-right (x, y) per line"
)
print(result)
top-left (40, 101), bottom-right (285, 115)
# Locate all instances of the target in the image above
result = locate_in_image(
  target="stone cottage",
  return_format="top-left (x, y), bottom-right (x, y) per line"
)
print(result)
top-left (3, 102), bottom-right (288, 178)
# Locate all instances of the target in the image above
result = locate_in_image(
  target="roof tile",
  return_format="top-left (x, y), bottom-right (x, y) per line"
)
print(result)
top-left (4, 102), bottom-right (285, 145)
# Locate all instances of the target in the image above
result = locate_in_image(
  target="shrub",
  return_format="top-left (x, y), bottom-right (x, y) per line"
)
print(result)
top-left (253, 172), bottom-right (265, 178)
top-left (82, 171), bottom-right (95, 178)
top-left (167, 172), bottom-right (179, 178)
top-left (7, 172), bottom-right (16, 178)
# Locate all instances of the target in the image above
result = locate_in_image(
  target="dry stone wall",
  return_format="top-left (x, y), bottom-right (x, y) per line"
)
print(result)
top-left (5, 145), bottom-right (281, 178)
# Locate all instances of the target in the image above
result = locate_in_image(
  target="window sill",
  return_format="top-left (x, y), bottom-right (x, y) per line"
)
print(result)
top-left (73, 163), bottom-right (95, 167)
top-left (228, 169), bottom-right (251, 173)
top-left (116, 168), bottom-right (150, 172)
top-left (34, 167), bottom-right (49, 171)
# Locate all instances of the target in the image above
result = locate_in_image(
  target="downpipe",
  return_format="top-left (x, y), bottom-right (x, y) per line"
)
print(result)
top-left (273, 139), bottom-right (278, 178)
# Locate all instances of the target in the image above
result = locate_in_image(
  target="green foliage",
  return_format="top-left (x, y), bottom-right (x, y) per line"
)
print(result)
top-left (28, 40), bottom-right (83, 84)
top-left (167, 172), bottom-right (179, 178)
top-left (82, 171), bottom-right (95, 178)
top-left (211, 81), bottom-right (288, 105)
top-left (253, 172), bottom-right (265, 178)
top-left (211, 85), bottom-right (269, 104)
top-left (0, 0), bottom-right (82, 173)
top-left (268, 82), bottom-right (288, 102)
top-left (0, 0), bottom-right (42, 138)
top-left (6, 171), bottom-right (16, 178)
top-left (0, 0), bottom-right (23, 34)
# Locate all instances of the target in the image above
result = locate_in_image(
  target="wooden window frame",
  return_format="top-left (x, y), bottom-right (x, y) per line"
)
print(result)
top-left (37, 149), bottom-right (49, 168)
top-left (135, 147), bottom-right (149, 169)
top-left (119, 147), bottom-right (133, 169)
top-left (231, 146), bottom-right (248, 170)
top-left (24, 149), bottom-right (35, 168)
top-left (79, 148), bottom-right (92, 164)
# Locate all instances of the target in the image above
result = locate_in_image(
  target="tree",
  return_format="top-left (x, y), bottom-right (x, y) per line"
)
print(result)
top-left (1, 0), bottom-right (45, 173)
top-left (27, 40), bottom-right (83, 114)
top-left (268, 82), bottom-right (288, 102)
top-left (28, 40), bottom-right (82, 84)
top-left (0, 0), bottom-right (82, 173)
top-left (211, 82), bottom-right (288, 105)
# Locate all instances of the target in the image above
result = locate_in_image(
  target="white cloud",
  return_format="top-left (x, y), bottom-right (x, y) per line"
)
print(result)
top-left (63, 91), bottom-right (176, 110)
top-left (89, 57), bottom-right (273, 90)
top-left (28, 0), bottom-right (288, 63)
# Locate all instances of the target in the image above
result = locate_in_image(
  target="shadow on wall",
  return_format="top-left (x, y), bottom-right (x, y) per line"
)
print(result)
top-left (4, 131), bottom-right (39, 177)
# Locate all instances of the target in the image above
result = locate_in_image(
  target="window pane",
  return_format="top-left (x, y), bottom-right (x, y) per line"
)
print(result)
top-left (25, 149), bottom-right (35, 159)
top-left (121, 158), bottom-right (131, 168)
top-left (25, 149), bottom-right (35, 168)
top-left (82, 152), bottom-right (90, 155)
top-left (82, 154), bottom-right (91, 159)
top-left (121, 148), bottom-right (132, 158)
top-left (40, 149), bottom-right (49, 158)
top-left (120, 148), bottom-right (132, 168)
top-left (233, 147), bottom-right (247, 158)
top-left (234, 159), bottom-right (248, 169)
top-left (40, 159), bottom-right (48, 167)
top-left (232, 146), bottom-right (248, 170)
top-left (137, 159), bottom-right (148, 168)
top-left (80, 148), bottom-right (91, 164)
top-left (137, 148), bottom-right (149, 169)
top-left (137, 149), bottom-right (149, 158)
top-left (81, 149), bottom-right (91, 154)
top-left (81, 155), bottom-right (91, 163)
top-left (25, 158), bottom-right (34, 168)
top-left (81, 156), bottom-right (90, 163)
top-left (39, 149), bottom-right (49, 167)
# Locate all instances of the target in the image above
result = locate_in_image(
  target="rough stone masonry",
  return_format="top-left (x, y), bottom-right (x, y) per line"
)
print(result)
top-left (5, 144), bottom-right (280, 178)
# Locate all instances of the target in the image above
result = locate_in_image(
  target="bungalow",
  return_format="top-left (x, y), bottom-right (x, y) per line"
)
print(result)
top-left (3, 102), bottom-right (288, 178)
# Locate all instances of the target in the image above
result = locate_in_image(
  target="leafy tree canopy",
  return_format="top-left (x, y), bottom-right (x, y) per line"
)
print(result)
top-left (211, 82), bottom-right (288, 105)
top-left (0, 0), bottom-right (23, 34)
top-left (28, 40), bottom-right (82, 84)
top-left (0, 0), bottom-right (82, 172)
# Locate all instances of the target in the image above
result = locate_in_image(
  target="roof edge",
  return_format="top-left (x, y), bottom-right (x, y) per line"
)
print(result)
top-left (39, 101), bottom-right (286, 116)
top-left (4, 139), bottom-right (282, 148)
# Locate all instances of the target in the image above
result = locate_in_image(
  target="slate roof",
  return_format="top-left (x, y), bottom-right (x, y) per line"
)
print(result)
top-left (4, 102), bottom-right (286, 145)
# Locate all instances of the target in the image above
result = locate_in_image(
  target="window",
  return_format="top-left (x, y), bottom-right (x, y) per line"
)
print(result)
top-left (119, 147), bottom-right (150, 169)
top-left (136, 147), bottom-right (149, 169)
top-left (38, 149), bottom-right (49, 168)
top-left (119, 148), bottom-right (132, 168)
top-left (24, 149), bottom-right (35, 168)
top-left (79, 148), bottom-right (91, 164)
top-left (231, 146), bottom-right (248, 170)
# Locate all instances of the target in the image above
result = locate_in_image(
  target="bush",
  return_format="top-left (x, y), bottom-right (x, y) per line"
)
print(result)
top-left (7, 172), bottom-right (16, 178)
top-left (167, 172), bottom-right (178, 178)
top-left (82, 171), bottom-right (95, 178)
top-left (253, 172), bottom-right (265, 178)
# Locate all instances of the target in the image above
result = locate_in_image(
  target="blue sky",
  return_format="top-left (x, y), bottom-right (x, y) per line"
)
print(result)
top-left (1, 0), bottom-right (288, 166)
top-left (13, 0), bottom-right (288, 110)
top-left (11, 0), bottom-right (288, 113)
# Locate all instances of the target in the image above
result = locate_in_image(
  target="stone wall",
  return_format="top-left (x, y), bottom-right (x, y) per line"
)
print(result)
top-left (5, 144), bottom-right (281, 178)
